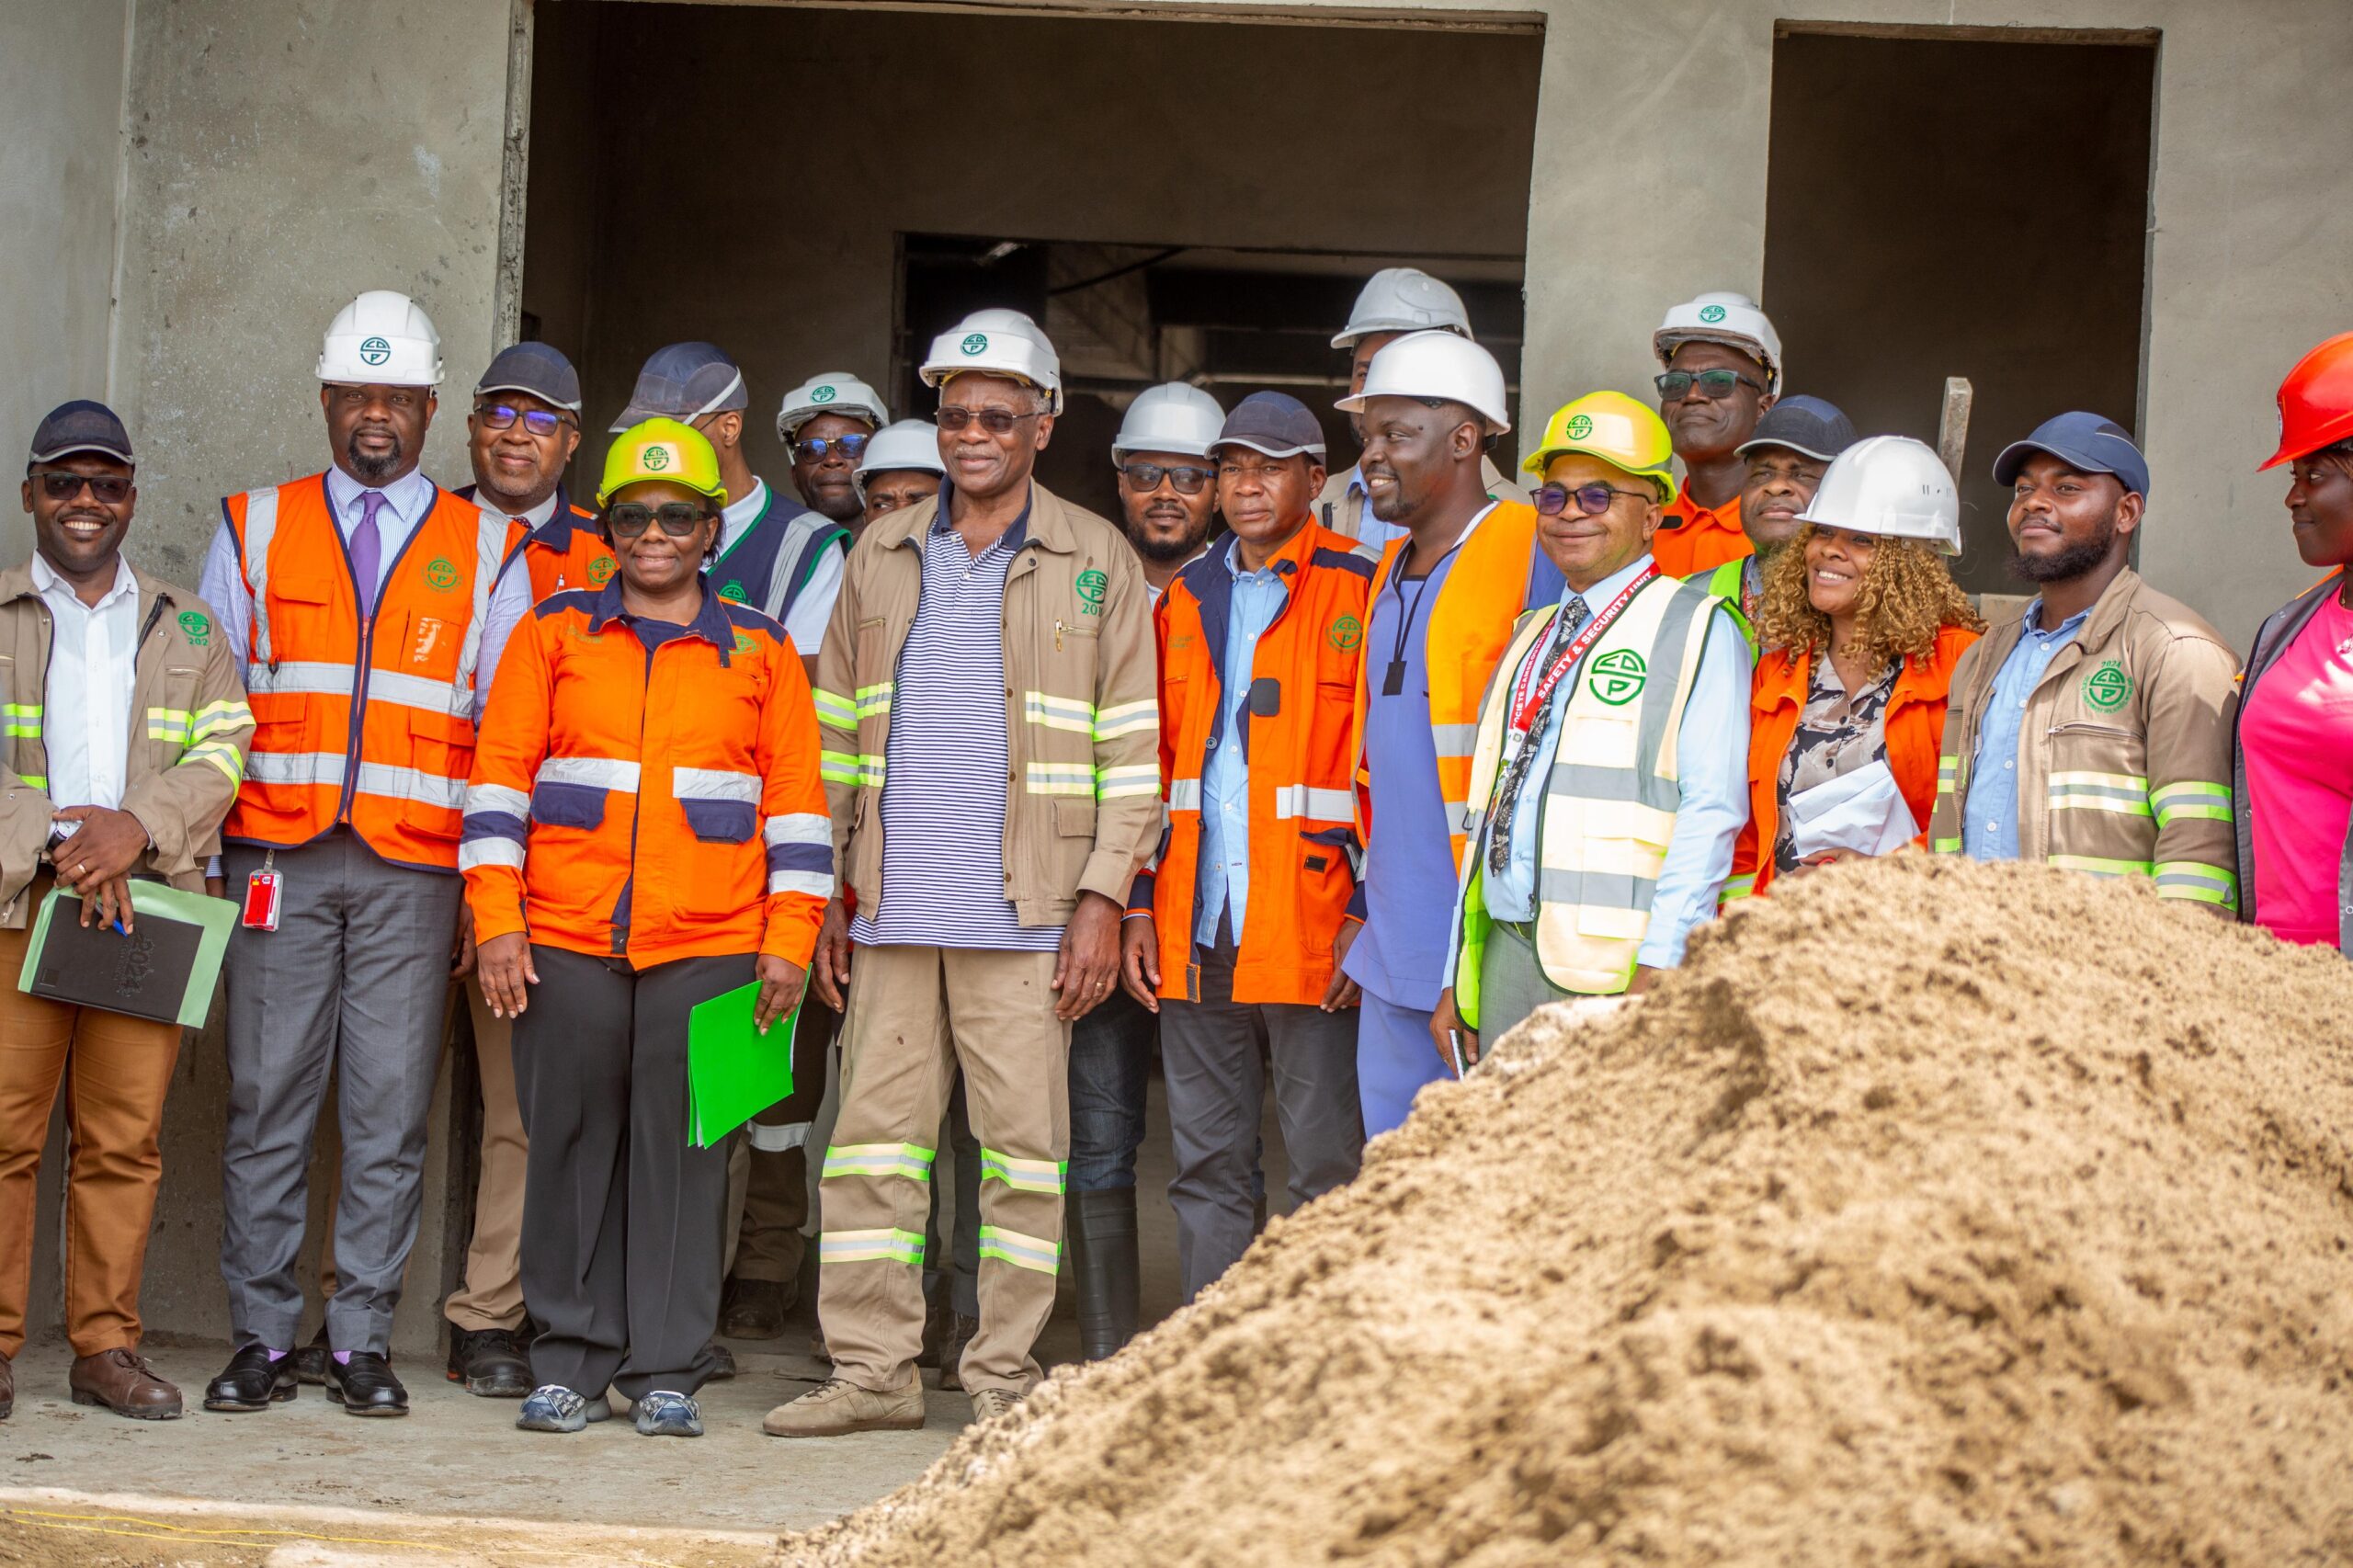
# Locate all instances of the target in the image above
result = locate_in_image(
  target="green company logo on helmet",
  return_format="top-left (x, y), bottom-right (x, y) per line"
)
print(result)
top-left (1565, 414), bottom-right (1593, 440)
top-left (2084, 662), bottom-right (2132, 711)
top-left (812, 385), bottom-right (837, 403)
top-left (642, 443), bottom-right (671, 472)
top-left (358, 335), bottom-right (392, 366)
top-left (1075, 569), bottom-right (1108, 614)
top-left (177, 610), bottom-right (210, 645)
top-left (1698, 304), bottom-right (1727, 324)
top-left (424, 557), bottom-right (459, 592)
top-left (961, 334), bottom-right (989, 356)
top-left (1328, 615), bottom-right (1363, 653)
top-left (1588, 648), bottom-right (1648, 706)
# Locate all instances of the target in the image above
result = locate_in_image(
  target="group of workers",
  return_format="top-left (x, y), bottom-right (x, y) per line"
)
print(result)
top-left (3, 265), bottom-right (2348, 1444)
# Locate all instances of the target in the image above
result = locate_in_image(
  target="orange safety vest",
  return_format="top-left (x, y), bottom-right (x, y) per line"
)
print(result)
top-left (460, 483), bottom-right (614, 601)
top-left (222, 472), bottom-right (509, 871)
top-left (1347, 500), bottom-right (1541, 871)
top-left (460, 580), bottom-right (830, 967)
top-left (1139, 521), bottom-right (1376, 1006)
top-left (1729, 622), bottom-right (1977, 898)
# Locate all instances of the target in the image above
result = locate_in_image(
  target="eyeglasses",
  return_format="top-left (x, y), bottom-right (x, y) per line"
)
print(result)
top-left (937, 406), bottom-right (1040, 436)
top-left (1119, 462), bottom-right (1214, 496)
top-left (1534, 483), bottom-right (1654, 517)
top-left (1654, 369), bottom-right (1763, 402)
top-left (35, 472), bottom-right (132, 505)
top-left (792, 433), bottom-right (870, 464)
top-left (605, 501), bottom-right (710, 539)
top-left (475, 403), bottom-right (571, 437)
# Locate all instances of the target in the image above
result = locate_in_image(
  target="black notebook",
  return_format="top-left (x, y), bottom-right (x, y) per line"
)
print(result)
top-left (28, 909), bottom-right (205, 1024)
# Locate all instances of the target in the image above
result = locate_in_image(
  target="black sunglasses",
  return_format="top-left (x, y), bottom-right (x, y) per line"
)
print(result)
top-left (475, 403), bottom-right (572, 437)
top-left (938, 406), bottom-right (1040, 436)
top-left (793, 433), bottom-right (870, 464)
top-left (1654, 369), bottom-right (1763, 402)
top-left (1534, 482), bottom-right (1654, 517)
top-left (1119, 462), bottom-right (1214, 496)
top-left (606, 501), bottom-right (711, 539)
top-left (35, 472), bottom-right (132, 505)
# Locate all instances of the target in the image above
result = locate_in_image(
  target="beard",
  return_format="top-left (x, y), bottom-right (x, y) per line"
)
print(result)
top-left (2009, 509), bottom-right (2118, 584)
top-left (1131, 520), bottom-right (1208, 564)
top-left (347, 431), bottom-right (405, 486)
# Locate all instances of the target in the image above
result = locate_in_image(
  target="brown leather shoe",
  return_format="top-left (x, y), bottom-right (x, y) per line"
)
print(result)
top-left (70, 1348), bottom-right (182, 1420)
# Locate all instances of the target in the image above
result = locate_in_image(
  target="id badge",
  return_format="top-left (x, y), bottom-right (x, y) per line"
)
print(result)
top-left (242, 850), bottom-right (281, 932)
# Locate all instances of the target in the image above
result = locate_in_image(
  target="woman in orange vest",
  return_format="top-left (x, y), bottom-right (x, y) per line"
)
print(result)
top-left (1730, 437), bottom-right (1982, 899)
top-left (465, 420), bottom-right (828, 1439)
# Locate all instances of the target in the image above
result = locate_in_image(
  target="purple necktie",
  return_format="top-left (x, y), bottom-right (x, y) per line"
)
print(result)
top-left (351, 491), bottom-right (386, 617)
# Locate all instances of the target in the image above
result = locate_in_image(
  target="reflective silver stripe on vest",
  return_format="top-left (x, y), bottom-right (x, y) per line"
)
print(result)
top-left (537, 756), bottom-right (641, 792)
top-left (355, 763), bottom-right (466, 812)
top-left (1431, 722), bottom-right (1478, 759)
top-left (458, 839), bottom-right (525, 871)
top-left (465, 782), bottom-right (530, 819)
top-left (1632, 578), bottom-right (1714, 781)
top-left (243, 486), bottom-right (283, 667)
top-left (1167, 778), bottom-right (1202, 812)
top-left (1272, 784), bottom-right (1353, 821)
top-left (672, 767), bottom-right (759, 803)
top-left (764, 812), bottom-right (830, 846)
top-left (366, 669), bottom-right (472, 719)
top-left (245, 750), bottom-right (347, 788)
top-left (454, 506), bottom-right (508, 694)
top-left (1543, 763), bottom-right (1678, 813)
top-left (244, 661), bottom-right (357, 699)
top-left (1536, 868), bottom-right (1660, 909)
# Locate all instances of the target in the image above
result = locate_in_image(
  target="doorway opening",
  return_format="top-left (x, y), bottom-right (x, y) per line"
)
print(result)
top-left (1762, 26), bottom-right (2157, 588)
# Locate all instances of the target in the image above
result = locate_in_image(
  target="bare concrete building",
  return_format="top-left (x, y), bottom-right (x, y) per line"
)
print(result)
top-left (4, 0), bottom-right (2348, 1352)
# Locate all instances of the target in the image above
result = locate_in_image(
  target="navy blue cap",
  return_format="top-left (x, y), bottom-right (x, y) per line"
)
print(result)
top-left (1212, 392), bottom-right (1326, 460)
top-left (611, 342), bottom-right (747, 432)
top-left (28, 400), bottom-right (133, 466)
top-left (474, 342), bottom-right (581, 413)
top-left (1992, 411), bottom-right (2150, 496)
top-left (1735, 394), bottom-right (1857, 462)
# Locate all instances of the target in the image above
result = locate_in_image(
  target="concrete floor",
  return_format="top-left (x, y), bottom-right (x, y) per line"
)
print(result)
top-left (0, 1069), bottom-right (1291, 1540)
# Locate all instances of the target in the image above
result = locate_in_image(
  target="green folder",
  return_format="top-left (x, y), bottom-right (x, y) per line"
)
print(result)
top-left (687, 980), bottom-right (797, 1148)
top-left (19, 882), bottom-right (239, 1028)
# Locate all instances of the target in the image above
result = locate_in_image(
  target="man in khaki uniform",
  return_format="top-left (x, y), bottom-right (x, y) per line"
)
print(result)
top-left (766, 310), bottom-right (1158, 1436)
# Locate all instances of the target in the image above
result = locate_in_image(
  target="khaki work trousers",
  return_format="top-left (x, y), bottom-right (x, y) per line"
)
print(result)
top-left (0, 880), bottom-right (183, 1358)
top-left (817, 944), bottom-right (1068, 1396)
top-left (444, 977), bottom-right (528, 1332)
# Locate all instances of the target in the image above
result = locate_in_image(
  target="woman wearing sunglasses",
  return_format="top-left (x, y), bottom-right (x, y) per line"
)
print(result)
top-left (1727, 436), bottom-right (1982, 901)
top-left (464, 419), bottom-right (830, 1438)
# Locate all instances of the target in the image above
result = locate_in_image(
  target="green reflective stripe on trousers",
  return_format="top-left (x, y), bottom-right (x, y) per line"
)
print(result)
top-left (980, 1148), bottom-right (1067, 1194)
top-left (2154, 859), bottom-right (2238, 908)
top-left (1931, 836), bottom-right (1962, 853)
top-left (855, 682), bottom-right (893, 718)
top-left (818, 1228), bottom-right (926, 1266)
top-left (822, 1142), bottom-right (937, 1181)
top-left (2049, 853), bottom-right (2154, 878)
top-left (2151, 780), bottom-right (2234, 827)
top-left (1092, 699), bottom-right (1157, 741)
top-left (811, 687), bottom-right (858, 730)
top-left (822, 750), bottom-right (884, 786)
top-left (977, 1225), bottom-right (1061, 1275)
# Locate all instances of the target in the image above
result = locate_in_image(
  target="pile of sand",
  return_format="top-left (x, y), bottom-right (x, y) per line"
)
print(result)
top-left (791, 856), bottom-right (2353, 1565)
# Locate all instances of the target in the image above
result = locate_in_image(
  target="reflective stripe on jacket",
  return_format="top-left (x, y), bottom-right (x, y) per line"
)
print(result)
top-left (1928, 567), bottom-right (2241, 911)
top-left (222, 473), bottom-right (507, 871)
top-left (1447, 572), bottom-right (1732, 1017)
top-left (1347, 501), bottom-right (1542, 874)
top-left (460, 579), bottom-right (828, 967)
top-left (1137, 521), bottom-right (1375, 1005)
top-left (2232, 567), bottom-right (2353, 954)
top-left (0, 563), bottom-right (254, 927)
top-left (813, 484), bottom-right (1160, 926)
top-left (1726, 624), bottom-right (1976, 900)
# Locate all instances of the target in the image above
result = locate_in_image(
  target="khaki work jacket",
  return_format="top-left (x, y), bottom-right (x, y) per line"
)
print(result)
top-left (0, 561), bottom-right (255, 927)
top-left (1929, 567), bottom-right (2241, 912)
top-left (813, 483), bottom-right (1159, 928)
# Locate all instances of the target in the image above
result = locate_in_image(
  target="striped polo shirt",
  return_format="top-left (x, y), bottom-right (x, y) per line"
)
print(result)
top-left (850, 497), bottom-right (1063, 952)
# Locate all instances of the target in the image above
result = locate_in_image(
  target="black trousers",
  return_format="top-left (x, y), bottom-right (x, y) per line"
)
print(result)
top-left (513, 946), bottom-right (751, 1402)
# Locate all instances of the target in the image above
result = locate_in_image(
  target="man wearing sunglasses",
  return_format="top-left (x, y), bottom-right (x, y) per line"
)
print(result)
top-left (0, 402), bottom-right (252, 1422)
top-left (1113, 382), bottom-right (1225, 603)
top-left (1650, 291), bottom-right (1783, 581)
top-left (779, 372), bottom-right (890, 529)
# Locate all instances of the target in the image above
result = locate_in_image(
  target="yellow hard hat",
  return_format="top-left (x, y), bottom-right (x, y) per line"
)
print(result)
top-left (597, 418), bottom-right (725, 507)
top-left (1521, 391), bottom-right (1677, 501)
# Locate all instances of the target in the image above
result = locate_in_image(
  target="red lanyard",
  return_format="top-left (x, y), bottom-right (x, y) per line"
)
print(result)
top-left (1507, 567), bottom-right (1655, 733)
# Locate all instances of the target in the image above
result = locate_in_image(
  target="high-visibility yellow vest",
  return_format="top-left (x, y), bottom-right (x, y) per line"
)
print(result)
top-left (1449, 572), bottom-right (1731, 1019)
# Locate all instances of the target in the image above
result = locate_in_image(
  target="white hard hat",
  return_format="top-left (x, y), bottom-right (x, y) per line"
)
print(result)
top-left (1333, 267), bottom-right (1472, 349)
top-left (317, 290), bottom-right (443, 387)
top-left (1654, 290), bottom-right (1783, 395)
top-left (1111, 382), bottom-right (1225, 460)
top-left (920, 309), bottom-right (1063, 415)
top-left (778, 371), bottom-right (889, 439)
top-left (1335, 330), bottom-right (1511, 434)
top-left (854, 419), bottom-right (947, 494)
top-left (1796, 435), bottom-right (1961, 555)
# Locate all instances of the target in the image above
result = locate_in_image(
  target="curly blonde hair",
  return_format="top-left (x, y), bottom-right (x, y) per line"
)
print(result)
top-left (1754, 522), bottom-right (1984, 667)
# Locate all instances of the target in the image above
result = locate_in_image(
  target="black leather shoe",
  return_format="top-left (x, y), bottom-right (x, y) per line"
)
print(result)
top-left (203, 1344), bottom-right (298, 1412)
top-left (292, 1323), bottom-right (331, 1386)
top-left (705, 1342), bottom-right (736, 1381)
top-left (324, 1350), bottom-right (408, 1416)
top-left (720, 1278), bottom-right (789, 1340)
top-left (446, 1326), bottom-right (532, 1398)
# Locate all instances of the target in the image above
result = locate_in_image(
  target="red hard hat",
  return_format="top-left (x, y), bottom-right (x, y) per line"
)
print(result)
top-left (2262, 331), bottom-right (2353, 470)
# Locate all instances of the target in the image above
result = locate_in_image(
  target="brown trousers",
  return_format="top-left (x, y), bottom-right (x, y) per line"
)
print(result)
top-left (816, 944), bottom-right (1068, 1396)
top-left (444, 977), bottom-right (528, 1332)
top-left (0, 882), bottom-right (183, 1358)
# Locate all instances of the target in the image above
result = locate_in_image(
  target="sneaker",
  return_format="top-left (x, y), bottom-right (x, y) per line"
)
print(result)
top-left (762, 1373), bottom-right (925, 1437)
top-left (968, 1387), bottom-right (1023, 1425)
top-left (516, 1385), bottom-right (611, 1433)
top-left (633, 1390), bottom-right (703, 1437)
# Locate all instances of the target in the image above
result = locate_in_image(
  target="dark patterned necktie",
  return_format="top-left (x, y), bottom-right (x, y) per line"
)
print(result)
top-left (1486, 597), bottom-right (1587, 877)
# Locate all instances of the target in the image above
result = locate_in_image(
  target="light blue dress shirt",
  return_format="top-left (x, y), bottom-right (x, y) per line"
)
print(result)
top-left (1962, 601), bottom-right (2089, 862)
top-left (1480, 554), bottom-right (1752, 970)
top-left (1194, 538), bottom-right (1292, 949)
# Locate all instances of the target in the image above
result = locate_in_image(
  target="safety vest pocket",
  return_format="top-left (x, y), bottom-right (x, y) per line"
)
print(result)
top-left (529, 780), bottom-right (608, 832)
top-left (680, 798), bottom-right (756, 845)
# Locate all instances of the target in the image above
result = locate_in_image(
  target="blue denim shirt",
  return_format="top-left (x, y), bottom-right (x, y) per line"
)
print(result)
top-left (1963, 601), bottom-right (2090, 861)
top-left (1194, 538), bottom-right (1291, 949)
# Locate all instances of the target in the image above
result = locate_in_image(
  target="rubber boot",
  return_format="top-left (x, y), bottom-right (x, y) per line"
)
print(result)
top-left (1069, 1187), bottom-right (1140, 1360)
